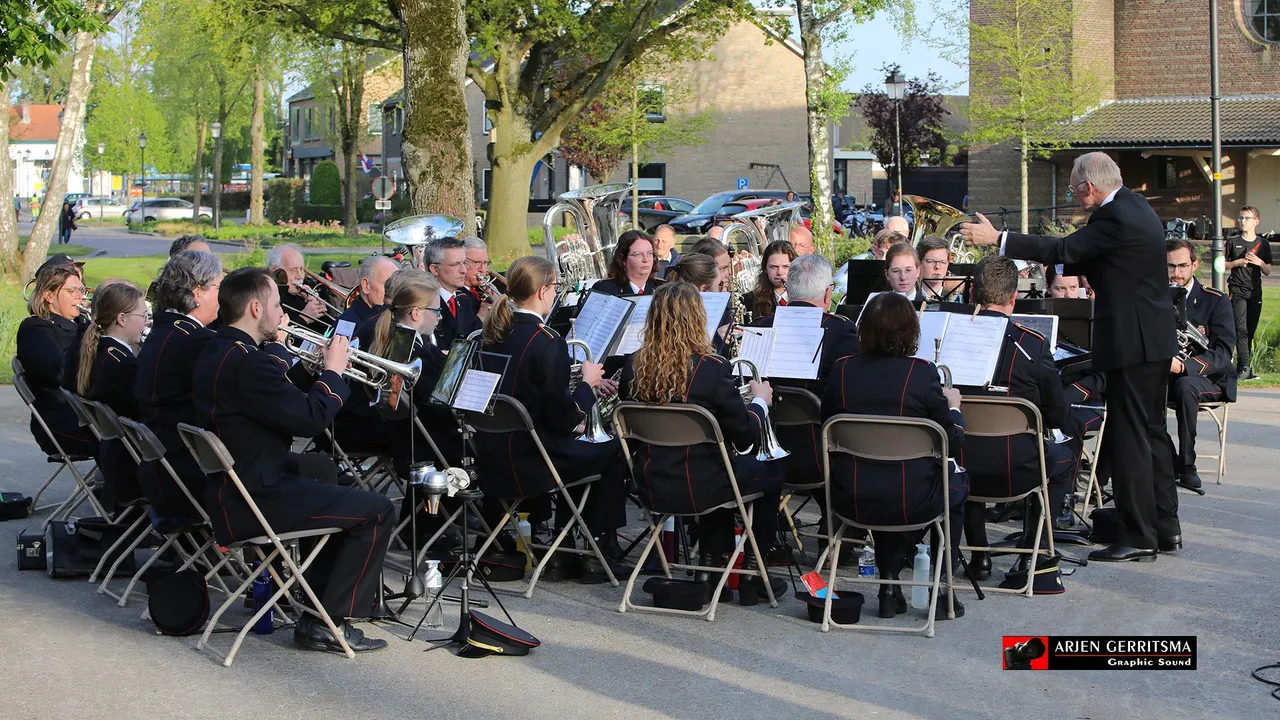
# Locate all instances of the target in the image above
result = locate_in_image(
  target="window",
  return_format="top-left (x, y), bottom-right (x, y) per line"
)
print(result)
top-left (629, 162), bottom-right (666, 193)
top-left (1157, 156), bottom-right (1178, 190)
top-left (291, 109), bottom-right (300, 142)
top-left (480, 168), bottom-right (491, 202)
top-left (396, 107), bottom-right (404, 134)
top-left (305, 107), bottom-right (313, 140)
top-left (638, 82), bottom-right (667, 123)
top-left (483, 112), bottom-right (493, 135)
top-left (368, 102), bottom-right (382, 135)
top-left (1247, 0), bottom-right (1280, 42)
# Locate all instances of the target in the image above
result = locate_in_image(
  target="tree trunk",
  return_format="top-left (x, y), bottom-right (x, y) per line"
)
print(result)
top-left (341, 131), bottom-right (359, 236)
top-left (0, 80), bottom-right (19, 278)
top-left (192, 116), bottom-right (205, 223)
top-left (339, 47), bottom-right (365, 237)
top-left (484, 109), bottom-right (543, 260)
top-left (399, 0), bottom-right (475, 237)
top-left (20, 8), bottom-right (100, 280)
top-left (250, 67), bottom-right (266, 225)
top-left (797, 2), bottom-right (835, 256)
top-left (1019, 136), bottom-right (1029, 234)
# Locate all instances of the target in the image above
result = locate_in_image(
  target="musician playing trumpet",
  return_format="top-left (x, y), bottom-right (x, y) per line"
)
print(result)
top-left (268, 243), bottom-right (329, 331)
top-left (1166, 239), bottom-right (1236, 491)
top-left (748, 240), bottom-right (795, 320)
top-left (462, 237), bottom-right (506, 320)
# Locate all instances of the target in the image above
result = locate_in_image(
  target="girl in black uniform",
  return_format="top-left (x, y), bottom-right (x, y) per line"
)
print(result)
top-left (16, 264), bottom-right (96, 456)
top-left (590, 230), bottom-right (661, 297)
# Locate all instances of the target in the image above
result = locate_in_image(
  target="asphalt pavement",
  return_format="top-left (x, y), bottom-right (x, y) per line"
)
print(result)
top-left (0, 385), bottom-right (1277, 719)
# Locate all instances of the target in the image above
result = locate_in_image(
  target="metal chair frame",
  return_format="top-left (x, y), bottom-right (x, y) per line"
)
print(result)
top-left (11, 371), bottom-right (103, 523)
top-left (772, 386), bottom-right (826, 558)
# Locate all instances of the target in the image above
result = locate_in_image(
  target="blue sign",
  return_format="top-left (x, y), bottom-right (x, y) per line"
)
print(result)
top-left (736, 177), bottom-right (749, 190)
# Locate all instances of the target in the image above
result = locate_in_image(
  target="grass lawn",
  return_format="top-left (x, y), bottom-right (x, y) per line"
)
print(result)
top-left (17, 236), bottom-right (95, 258)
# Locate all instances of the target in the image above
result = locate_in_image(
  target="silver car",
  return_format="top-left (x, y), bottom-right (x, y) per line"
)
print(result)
top-left (73, 196), bottom-right (124, 219)
top-left (126, 198), bottom-right (213, 224)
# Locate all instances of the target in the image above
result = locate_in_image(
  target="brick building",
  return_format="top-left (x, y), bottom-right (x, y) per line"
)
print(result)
top-left (969, 1), bottom-right (1280, 235)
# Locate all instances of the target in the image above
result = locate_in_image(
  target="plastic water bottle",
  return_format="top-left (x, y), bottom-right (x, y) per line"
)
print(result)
top-left (516, 513), bottom-right (533, 572)
top-left (423, 559), bottom-right (444, 629)
top-left (910, 543), bottom-right (931, 610)
top-left (857, 545), bottom-right (876, 579)
top-left (251, 569), bottom-right (274, 635)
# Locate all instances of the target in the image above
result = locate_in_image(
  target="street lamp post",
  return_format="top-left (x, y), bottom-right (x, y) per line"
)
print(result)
top-left (211, 121), bottom-right (223, 229)
top-left (1209, 0), bottom-right (1225, 291)
top-left (96, 141), bottom-right (104, 224)
top-left (885, 69), bottom-right (907, 215)
top-left (138, 133), bottom-right (147, 226)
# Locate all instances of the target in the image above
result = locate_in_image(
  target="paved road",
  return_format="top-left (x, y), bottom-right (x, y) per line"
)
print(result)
top-left (0, 386), bottom-right (1277, 719)
top-left (20, 219), bottom-right (245, 258)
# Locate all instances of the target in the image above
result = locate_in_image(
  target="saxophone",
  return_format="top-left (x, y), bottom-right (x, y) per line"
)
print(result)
top-left (726, 272), bottom-right (747, 357)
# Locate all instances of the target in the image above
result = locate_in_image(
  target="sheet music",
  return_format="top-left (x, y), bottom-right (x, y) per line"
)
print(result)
top-left (768, 326), bottom-right (824, 379)
top-left (569, 292), bottom-right (633, 362)
top-left (937, 314), bottom-right (1008, 387)
top-left (734, 326), bottom-right (774, 376)
top-left (452, 369), bottom-right (501, 413)
top-left (772, 304), bottom-right (823, 330)
top-left (700, 292), bottom-right (731, 342)
top-left (856, 291), bottom-right (885, 325)
top-left (1011, 313), bottom-right (1059, 353)
top-left (913, 311), bottom-right (951, 362)
top-left (612, 295), bottom-right (654, 356)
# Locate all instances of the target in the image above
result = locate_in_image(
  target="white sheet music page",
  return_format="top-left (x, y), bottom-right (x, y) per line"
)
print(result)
top-left (735, 326), bottom-right (774, 376)
top-left (569, 292), bottom-right (632, 361)
top-left (914, 312), bottom-right (951, 362)
top-left (700, 292), bottom-right (732, 342)
top-left (772, 304), bottom-right (823, 329)
top-left (768, 326), bottom-right (824, 379)
top-left (452, 369), bottom-right (501, 413)
top-left (937, 314), bottom-right (1008, 387)
top-left (612, 295), bottom-right (654, 356)
top-left (1011, 313), bottom-right (1059, 353)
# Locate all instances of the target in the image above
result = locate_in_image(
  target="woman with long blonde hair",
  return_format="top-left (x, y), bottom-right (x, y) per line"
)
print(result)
top-left (620, 281), bottom-right (785, 604)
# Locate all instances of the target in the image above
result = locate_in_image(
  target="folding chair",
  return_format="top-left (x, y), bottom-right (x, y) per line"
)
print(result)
top-left (1078, 406), bottom-right (1108, 520)
top-left (772, 386), bottom-right (825, 558)
top-left (176, 423), bottom-right (353, 665)
top-left (612, 401), bottom-right (777, 622)
top-left (12, 374), bottom-right (104, 524)
top-left (466, 395), bottom-right (620, 599)
top-left (1195, 400), bottom-right (1229, 485)
top-left (78, 399), bottom-right (154, 592)
top-left (957, 396), bottom-right (1053, 598)
top-left (817, 414), bottom-right (955, 637)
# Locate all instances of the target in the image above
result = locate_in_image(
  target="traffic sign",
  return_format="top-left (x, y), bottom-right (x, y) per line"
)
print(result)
top-left (372, 176), bottom-right (396, 200)
top-left (736, 177), bottom-right (749, 190)
top-left (374, 199), bottom-right (392, 210)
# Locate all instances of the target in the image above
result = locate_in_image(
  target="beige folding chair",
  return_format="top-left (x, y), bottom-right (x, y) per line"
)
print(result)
top-left (1196, 400), bottom-right (1229, 485)
top-left (176, 423), bottom-right (353, 666)
top-left (612, 401), bottom-right (777, 622)
top-left (818, 414), bottom-right (955, 637)
top-left (12, 377), bottom-right (106, 525)
top-left (465, 395), bottom-right (619, 599)
top-left (772, 387), bottom-right (825, 558)
top-left (957, 396), bottom-right (1053, 598)
top-left (1077, 405), bottom-right (1108, 520)
top-left (78, 399), bottom-right (155, 592)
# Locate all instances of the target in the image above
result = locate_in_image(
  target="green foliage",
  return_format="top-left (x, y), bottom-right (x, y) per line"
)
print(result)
top-left (856, 66), bottom-right (950, 177)
top-left (297, 203), bottom-right (342, 223)
top-left (85, 78), bottom-right (174, 176)
top-left (266, 178), bottom-right (307, 223)
top-left (526, 225), bottom-right (574, 250)
top-left (832, 233), bottom-right (872, 267)
top-left (0, 282), bottom-right (26, 383)
top-left (0, 0), bottom-right (104, 80)
top-left (309, 161), bottom-right (342, 206)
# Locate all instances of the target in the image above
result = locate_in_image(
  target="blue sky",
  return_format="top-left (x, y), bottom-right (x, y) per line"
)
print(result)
top-left (805, 5), bottom-right (970, 95)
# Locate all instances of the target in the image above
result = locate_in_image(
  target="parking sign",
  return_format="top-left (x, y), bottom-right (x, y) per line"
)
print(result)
top-left (736, 177), bottom-right (749, 190)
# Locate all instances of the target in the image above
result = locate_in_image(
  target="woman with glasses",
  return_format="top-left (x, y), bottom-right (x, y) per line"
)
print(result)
top-left (476, 256), bottom-right (631, 581)
top-left (918, 235), bottom-right (965, 303)
top-left (884, 242), bottom-right (927, 304)
top-left (16, 264), bottom-right (97, 456)
top-left (590, 230), bottom-right (661, 297)
top-left (74, 282), bottom-right (148, 507)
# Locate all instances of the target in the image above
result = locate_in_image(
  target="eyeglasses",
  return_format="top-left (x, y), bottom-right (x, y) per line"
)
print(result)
top-left (465, 259), bottom-right (491, 269)
top-left (125, 311), bottom-right (151, 320)
top-left (1167, 262), bottom-right (1194, 271)
top-left (923, 258), bottom-right (949, 267)
top-left (434, 261), bottom-right (466, 269)
top-left (628, 251), bottom-right (654, 259)
top-left (420, 305), bottom-right (443, 317)
top-left (62, 286), bottom-right (87, 296)
top-left (1238, 215), bottom-right (1258, 222)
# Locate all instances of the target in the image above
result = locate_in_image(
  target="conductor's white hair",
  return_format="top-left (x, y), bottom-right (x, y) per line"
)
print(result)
top-left (1073, 152), bottom-right (1123, 193)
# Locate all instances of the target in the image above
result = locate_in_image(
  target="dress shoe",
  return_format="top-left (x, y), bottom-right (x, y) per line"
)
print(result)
top-left (1178, 467), bottom-right (1203, 491)
top-left (697, 552), bottom-right (732, 604)
top-left (540, 552), bottom-right (581, 581)
top-left (933, 592), bottom-right (965, 620)
top-left (580, 555), bottom-right (634, 584)
top-left (968, 552), bottom-right (992, 581)
top-left (737, 573), bottom-right (786, 606)
top-left (1158, 534), bottom-right (1183, 553)
top-left (877, 585), bottom-right (898, 618)
top-left (294, 615), bottom-right (387, 653)
top-left (1087, 543), bottom-right (1157, 562)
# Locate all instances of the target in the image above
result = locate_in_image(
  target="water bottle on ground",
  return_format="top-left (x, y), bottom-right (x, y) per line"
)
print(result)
top-left (516, 513), bottom-right (533, 572)
top-left (423, 559), bottom-right (444, 629)
top-left (251, 568), bottom-right (274, 635)
top-left (857, 545), bottom-right (876, 579)
top-left (910, 543), bottom-right (931, 610)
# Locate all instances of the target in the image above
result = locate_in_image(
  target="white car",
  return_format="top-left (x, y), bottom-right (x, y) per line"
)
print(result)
top-left (126, 198), bottom-right (213, 224)
top-left (73, 196), bottom-right (124, 219)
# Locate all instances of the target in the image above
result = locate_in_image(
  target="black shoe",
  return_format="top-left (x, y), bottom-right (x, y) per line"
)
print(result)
top-left (933, 593), bottom-right (965, 620)
top-left (1158, 534), bottom-right (1183, 553)
top-left (877, 585), bottom-right (897, 618)
top-left (737, 573), bottom-right (786, 606)
top-left (294, 615), bottom-right (387, 653)
top-left (697, 552), bottom-right (732, 604)
top-left (540, 552), bottom-right (581, 581)
top-left (968, 552), bottom-right (992, 581)
top-left (1087, 543), bottom-right (1157, 562)
top-left (1241, 366), bottom-right (1260, 381)
top-left (580, 555), bottom-right (633, 584)
top-left (1178, 468), bottom-right (1205, 494)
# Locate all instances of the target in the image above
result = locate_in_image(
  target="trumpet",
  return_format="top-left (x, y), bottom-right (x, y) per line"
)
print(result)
top-left (475, 270), bottom-right (505, 303)
top-left (565, 338), bottom-right (613, 443)
top-left (934, 338), bottom-right (952, 389)
top-left (305, 268), bottom-right (358, 309)
top-left (279, 324), bottom-right (422, 413)
top-left (272, 268), bottom-right (342, 322)
top-left (727, 357), bottom-right (790, 462)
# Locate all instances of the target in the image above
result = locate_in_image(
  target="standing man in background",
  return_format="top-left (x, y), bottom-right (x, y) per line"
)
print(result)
top-left (1225, 206), bottom-right (1271, 381)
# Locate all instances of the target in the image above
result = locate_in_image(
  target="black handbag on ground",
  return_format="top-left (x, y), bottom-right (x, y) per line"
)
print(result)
top-left (43, 517), bottom-right (138, 578)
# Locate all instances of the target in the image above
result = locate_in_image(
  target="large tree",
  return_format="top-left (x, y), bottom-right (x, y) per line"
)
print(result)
top-left (855, 66), bottom-right (949, 193)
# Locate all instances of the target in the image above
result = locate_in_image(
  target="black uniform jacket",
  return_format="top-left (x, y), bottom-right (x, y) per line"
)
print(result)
top-left (16, 314), bottom-right (82, 435)
top-left (434, 289), bottom-right (482, 349)
top-left (618, 353), bottom-right (771, 515)
top-left (86, 337), bottom-right (143, 502)
top-left (279, 283), bottom-right (330, 333)
top-left (475, 312), bottom-right (598, 499)
top-left (1004, 187), bottom-right (1177, 371)
top-left (1181, 279), bottom-right (1237, 401)
top-left (747, 303), bottom-right (859, 485)
top-left (960, 311), bottom-right (1066, 498)
top-left (589, 277), bottom-right (662, 298)
top-left (821, 353), bottom-right (965, 526)
top-left (336, 297), bottom-right (386, 332)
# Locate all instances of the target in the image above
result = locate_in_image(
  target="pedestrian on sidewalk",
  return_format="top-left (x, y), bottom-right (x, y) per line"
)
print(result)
top-left (31, 194), bottom-right (40, 220)
top-left (59, 200), bottom-right (78, 244)
top-left (13, 194), bottom-right (20, 220)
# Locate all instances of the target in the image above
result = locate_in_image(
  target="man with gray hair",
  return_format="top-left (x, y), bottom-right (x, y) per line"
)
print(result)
top-left (747, 253), bottom-right (859, 487)
top-left (460, 236), bottom-right (505, 320)
top-left (169, 235), bottom-right (211, 256)
top-left (962, 150), bottom-right (1179, 564)
top-left (268, 242), bottom-right (327, 330)
top-left (337, 255), bottom-right (399, 330)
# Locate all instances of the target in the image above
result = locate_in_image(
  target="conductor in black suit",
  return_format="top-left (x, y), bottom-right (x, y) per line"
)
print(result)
top-left (961, 152), bottom-right (1179, 562)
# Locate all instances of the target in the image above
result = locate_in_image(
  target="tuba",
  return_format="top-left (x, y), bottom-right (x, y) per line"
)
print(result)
top-left (719, 201), bottom-right (805, 293)
top-left (565, 338), bottom-right (612, 443)
top-left (383, 214), bottom-right (466, 271)
top-left (904, 194), bottom-right (978, 264)
top-left (542, 183), bottom-right (631, 288)
top-left (727, 357), bottom-right (790, 462)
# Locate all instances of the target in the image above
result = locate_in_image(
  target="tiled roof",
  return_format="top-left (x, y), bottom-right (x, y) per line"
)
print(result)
top-left (8, 104), bottom-right (63, 143)
top-left (1071, 96), bottom-right (1280, 146)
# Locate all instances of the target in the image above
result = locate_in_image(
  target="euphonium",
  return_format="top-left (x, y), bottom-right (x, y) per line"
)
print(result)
top-left (383, 214), bottom-right (466, 270)
top-left (720, 201), bottom-right (805, 294)
top-left (727, 357), bottom-right (790, 462)
top-left (565, 338), bottom-right (613, 443)
top-left (904, 194), bottom-right (978, 264)
top-left (542, 182), bottom-right (632, 288)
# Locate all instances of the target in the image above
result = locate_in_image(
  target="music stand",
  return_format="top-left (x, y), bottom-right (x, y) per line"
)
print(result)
top-left (841, 259), bottom-right (890, 304)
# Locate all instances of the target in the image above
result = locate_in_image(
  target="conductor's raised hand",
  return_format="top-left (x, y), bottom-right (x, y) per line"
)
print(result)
top-left (960, 213), bottom-right (1000, 247)
top-left (324, 334), bottom-right (352, 375)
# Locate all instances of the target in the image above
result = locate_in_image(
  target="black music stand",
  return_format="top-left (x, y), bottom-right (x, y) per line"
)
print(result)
top-left (841, 259), bottom-right (890, 304)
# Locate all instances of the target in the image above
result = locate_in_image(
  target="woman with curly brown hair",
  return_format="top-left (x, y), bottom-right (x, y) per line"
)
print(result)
top-left (619, 281), bottom-right (785, 603)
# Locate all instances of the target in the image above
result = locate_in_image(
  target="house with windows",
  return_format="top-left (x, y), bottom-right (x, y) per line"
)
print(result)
top-left (8, 100), bottom-right (86, 199)
top-left (969, 1), bottom-right (1280, 234)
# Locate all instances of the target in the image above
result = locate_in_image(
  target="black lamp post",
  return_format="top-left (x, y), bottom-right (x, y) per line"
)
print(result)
top-left (211, 120), bottom-right (223, 229)
top-left (884, 69), bottom-right (907, 213)
top-left (138, 132), bottom-right (147, 225)
top-left (96, 141), bottom-right (105, 223)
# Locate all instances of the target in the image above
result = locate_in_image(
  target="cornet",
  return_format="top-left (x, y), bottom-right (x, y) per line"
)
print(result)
top-left (279, 325), bottom-right (422, 413)
top-left (272, 268), bottom-right (341, 322)
top-left (727, 357), bottom-right (790, 462)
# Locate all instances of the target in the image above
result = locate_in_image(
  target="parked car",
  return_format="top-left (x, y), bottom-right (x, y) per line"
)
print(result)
top-left (666, 189), bottom-right (792, 234)
top-left (617, 196), bottom-right (694, 231)
top-left (73, 196), bottom-right (124, 219)
top-left (705, 196), bottom-right (845, 237)
top-left (63, 192), bottom-right (92, 205)
top-left (126, 198), bottom-right (213, 224)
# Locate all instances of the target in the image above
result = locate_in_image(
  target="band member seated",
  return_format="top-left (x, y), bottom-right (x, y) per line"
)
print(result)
top-left (960, 256), bottom-right (1074, 587)
top-left (688, 236), bottom-right (732, 292)
top-left (590, 229), bottom-right (660, 297)
top-left (1047, 266), bottom-right (1105, 462)
top-left (1166, 239), bottom-right (1236, 491)
top-left (135, 251), bottom-right (223, 516)
top-left (653, 224), bottom-right (681, 277)
top-left (748, 255), bottom-right (858, 486)
top-left (336, 256), bottom-right (398, 330)
top-left (885, 215), bottom-right (910, 237)
top-left (462, 236), bottom-right (505, 320)
top-left (918, 235), bottom-right (964, 303)
top-left (619, 281), bottom-right (786, 602)
top-left (426, 236), bottom-right (481, 347)
top-left (789, 225), bottom-right (816, 256)
top-left (851, 228), bottom-right (904, 261)
top-left (820, 292), bottom-right (967, 619)
top-left (749, 240), bottom-right (795, 320)
top-left (74, 282), bottom-right (148, 508)
top-left (194, 267), bottom-right (394, 653)
top-left (666, 253), bottom-right (733, 354)
top-left (477, 256), bottom-right (630, 582)
top-left (268, 243), bottom-right (329, 331)
top-left (17, 264), bottom-right (96, 456)
top-left (884, 242), bottom-right (926, 304)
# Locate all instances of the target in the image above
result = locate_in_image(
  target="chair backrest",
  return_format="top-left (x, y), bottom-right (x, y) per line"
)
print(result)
top-left (176, 423), bottom-right (236, 476)
top-left (822, 414), bottom-right (947, 464)
top-left (60, 388), bottom-right (100, 436)
top-left (12, 373), bottom-right (36, 406)
top-left (11, 356), bottom-right (24, 377)
top-left (460, 394), bottom-right (532, 435)
top-left (612, 401), bottom-right (723, 448)
top-left (958, 396), bottom-right (1042, 439)
top-left (772, 386), bottom-right (822, 428)
top-left (81, 400), bottom-right (123, 440)
top-left (118, 417), bottom-right (167, 463)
